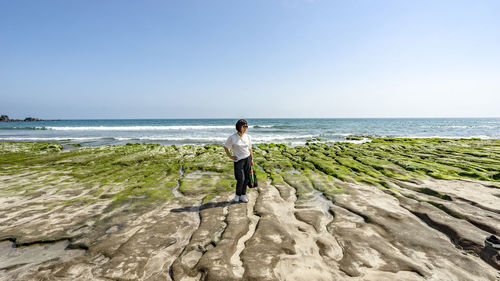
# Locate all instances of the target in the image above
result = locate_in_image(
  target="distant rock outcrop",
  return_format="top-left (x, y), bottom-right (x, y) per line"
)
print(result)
top-left (23, 117), bottom-right (41, 122)
top-left (0, 115), bottom-right (43, 122)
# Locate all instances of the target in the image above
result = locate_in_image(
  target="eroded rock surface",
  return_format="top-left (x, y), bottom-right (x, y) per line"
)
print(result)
top-left (1, 140), bottom-right (499, 280)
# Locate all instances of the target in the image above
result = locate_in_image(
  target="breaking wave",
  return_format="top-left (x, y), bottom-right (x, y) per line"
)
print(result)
top-left (44, 125), bottom-right (239, 131)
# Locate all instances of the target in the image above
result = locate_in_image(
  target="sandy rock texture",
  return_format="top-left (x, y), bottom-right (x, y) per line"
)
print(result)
top-left (0, 140), bottom-right (499, 280)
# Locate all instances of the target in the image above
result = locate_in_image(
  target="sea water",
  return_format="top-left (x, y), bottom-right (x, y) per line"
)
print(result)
top-left (0, 118), bottom-right (499, 146)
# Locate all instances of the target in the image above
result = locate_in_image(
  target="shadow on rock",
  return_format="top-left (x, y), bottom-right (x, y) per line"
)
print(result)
top-left (171, 201), bottom-right (232, 213)
top-left (480, 235), bottom-right (500, 270)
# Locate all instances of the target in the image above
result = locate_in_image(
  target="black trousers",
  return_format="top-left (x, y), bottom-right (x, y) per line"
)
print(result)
top-left (234, 156), bottom-right (251, 196)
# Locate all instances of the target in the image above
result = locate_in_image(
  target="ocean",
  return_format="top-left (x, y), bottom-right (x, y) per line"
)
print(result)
top-left (0, 118), bottom-right (499, 146)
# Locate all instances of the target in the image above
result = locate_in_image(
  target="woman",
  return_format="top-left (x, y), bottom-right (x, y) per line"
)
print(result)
top-left (224, 119), bottom-right (253, 203)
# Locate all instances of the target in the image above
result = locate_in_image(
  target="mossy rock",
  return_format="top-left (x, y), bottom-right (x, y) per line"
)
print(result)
top-left (1, 139), bottom-right (500, 211)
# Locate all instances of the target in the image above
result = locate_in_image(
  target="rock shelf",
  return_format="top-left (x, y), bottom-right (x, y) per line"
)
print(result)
top-left (0, 139), bottom-right (499, 280)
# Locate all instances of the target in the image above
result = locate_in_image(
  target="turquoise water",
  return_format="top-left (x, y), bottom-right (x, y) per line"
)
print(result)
top-left (0, 118), bottom-right (499, 146)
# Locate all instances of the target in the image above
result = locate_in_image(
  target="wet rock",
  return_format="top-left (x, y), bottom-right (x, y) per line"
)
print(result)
top-left (0, 240), bottom-right (85, 271)
top-left (294, 210), bottom-right (322, 232)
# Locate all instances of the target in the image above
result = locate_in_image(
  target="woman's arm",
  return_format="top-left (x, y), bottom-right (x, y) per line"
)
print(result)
top-left (224, 147), bottom-right (237, 161)
top-left (250, 148), bottom-right (254, 165)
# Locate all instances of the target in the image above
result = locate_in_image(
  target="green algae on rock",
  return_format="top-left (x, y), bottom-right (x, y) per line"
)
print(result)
top-left (1, 139), bottom-right (499, 207)
top-left (1, 138), bottom-right (500, 280)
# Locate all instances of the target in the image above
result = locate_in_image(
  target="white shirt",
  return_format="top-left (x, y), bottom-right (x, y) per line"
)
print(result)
top-left (224, 133), bottom-right (251, 161)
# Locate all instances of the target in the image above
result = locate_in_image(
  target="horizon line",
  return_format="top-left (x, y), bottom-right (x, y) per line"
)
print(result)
top-left (2, 116), bottom-right (500, 121)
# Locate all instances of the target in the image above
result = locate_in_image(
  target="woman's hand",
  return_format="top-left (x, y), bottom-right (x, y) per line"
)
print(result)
top-left (224, 147), bottom-right (237, 161)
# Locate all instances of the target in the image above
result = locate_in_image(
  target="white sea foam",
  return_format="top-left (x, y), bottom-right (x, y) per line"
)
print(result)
top-left (405, 135), bottom-right (493, 139)
top-left (0, 134), bottom-right (325, 143)
top-left (116, 135), bottom-right (314, 142)
top-left (45, 125), bottom-right (240, 131)
top-left (419, 125), bottom-right (498, 129)
top-left (252, 134), bottom-right (316, 142)
top-left (0, 137), bottom-right (102, 141)
top-left (116, 136), bottom-right (228, 142)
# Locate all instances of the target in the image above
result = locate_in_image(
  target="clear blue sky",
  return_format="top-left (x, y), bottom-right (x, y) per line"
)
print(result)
top-left (1, 0), bottom-right (499, 119)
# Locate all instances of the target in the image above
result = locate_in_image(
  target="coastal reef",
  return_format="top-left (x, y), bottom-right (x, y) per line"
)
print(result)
top-left (0, 139), bottom-right (499, 280)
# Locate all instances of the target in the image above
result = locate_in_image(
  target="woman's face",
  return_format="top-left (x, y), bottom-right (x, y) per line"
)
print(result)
top-left (241, 123), bottom-right (248, 134)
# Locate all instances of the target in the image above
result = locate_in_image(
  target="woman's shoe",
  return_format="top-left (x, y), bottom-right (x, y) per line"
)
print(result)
top-left (240, 195), bottom-right (248, 203)
top-left (232, 195), bottom-right (240, 203)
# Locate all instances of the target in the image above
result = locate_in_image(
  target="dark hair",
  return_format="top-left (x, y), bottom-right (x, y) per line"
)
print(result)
top-left (235, 119), bottom-right (248, 133)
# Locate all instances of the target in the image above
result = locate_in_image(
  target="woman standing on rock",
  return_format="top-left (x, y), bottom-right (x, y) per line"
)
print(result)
top-left (224, 119), bottom-right (253, 203)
